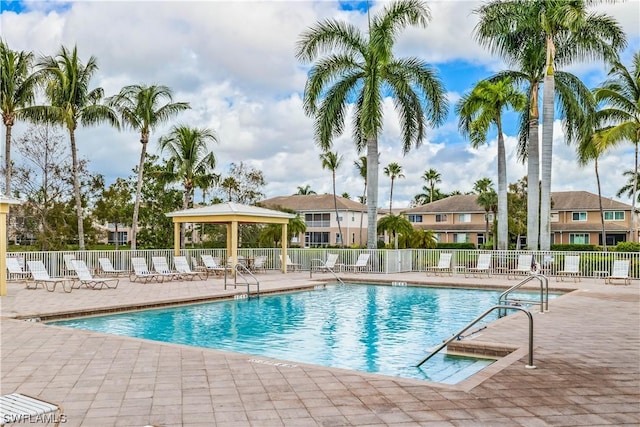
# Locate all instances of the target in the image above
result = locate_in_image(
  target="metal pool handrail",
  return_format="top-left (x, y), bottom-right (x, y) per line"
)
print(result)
top-left (309, 258), bottom-right (345, 285)
top-left (416, 305), bottom-right (536, 369)
top-left (226, 263), bottom-right (260, 298)
top-left (498, 274), bottom-right (549, 317)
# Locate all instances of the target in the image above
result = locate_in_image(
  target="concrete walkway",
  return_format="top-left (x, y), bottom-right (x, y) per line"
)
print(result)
top-left (1, 272), bottom-right (638, 426)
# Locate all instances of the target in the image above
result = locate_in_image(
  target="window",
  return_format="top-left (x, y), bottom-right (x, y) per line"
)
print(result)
top-left (335, 233), bottom-right (342, 244)
top-left (305, 213), bottom-right (330, 227)
top-left (408, 214), bottom-right (423, 223)
top-left (550, 212), bottom-right (559, 222)
top-left (604, 211), bottom-right (624, 221)
top-left (572, 212), bottom-right (587, 221)
top-left (435, 214), bottom-right (447, 223)
top-left (458, 213), bottom-right (471, 223)
top-left (477, 233), bottom-right (485, 246)
top-left (305, 232), bottom-right (329, 247)
top-left (486, 213), bottom-right (494, 222)
top-left (570, 233), bottom-right (589, 244)
top-left (454, 233), bottom-right (469, 243)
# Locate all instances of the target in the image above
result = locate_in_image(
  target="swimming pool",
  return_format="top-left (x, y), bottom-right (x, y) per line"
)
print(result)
top-left (51, 284), bottom-right (547, 383)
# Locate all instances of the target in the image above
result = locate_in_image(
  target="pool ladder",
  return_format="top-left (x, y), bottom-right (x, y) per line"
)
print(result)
top-left (225, 263), bottom-right (260, 298)
top-left (309, 259), bottom-right (345, 285)
top-left (498, 273), bottom-right (549, 317)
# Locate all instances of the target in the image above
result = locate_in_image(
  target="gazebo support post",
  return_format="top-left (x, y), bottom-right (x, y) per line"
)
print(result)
top-left (281, 224), bottom-right (288, 273)
top-left (173, 222), bottom-right (181, 256)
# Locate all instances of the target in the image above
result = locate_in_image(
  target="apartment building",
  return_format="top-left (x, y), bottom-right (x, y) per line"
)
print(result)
top-left (259, 194), bottom-right (368, 247)
top-left (402, 191), bottom-right (637, 247)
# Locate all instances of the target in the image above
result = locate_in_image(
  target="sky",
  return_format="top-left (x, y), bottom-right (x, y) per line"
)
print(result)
top-left (1, 0), bottom-right (639, 208)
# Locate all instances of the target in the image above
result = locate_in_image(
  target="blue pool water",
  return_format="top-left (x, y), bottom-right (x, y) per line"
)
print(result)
top-left (51, 284), bottom-right (548, 383)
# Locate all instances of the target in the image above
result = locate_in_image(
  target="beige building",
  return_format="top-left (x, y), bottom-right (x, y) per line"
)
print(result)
top-left (259, 194), bottom-right (368, 247)
top-left (402, 191), bottom-right (637, 247)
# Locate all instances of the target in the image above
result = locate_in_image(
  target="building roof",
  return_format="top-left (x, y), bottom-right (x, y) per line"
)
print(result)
top-left (403, 195), bottom-right (485, 214)
top-left (259, 194), bottom-right (367, 213)
top-left (403, 191), bottom-right (631, 214)
top-left (550, 191), bottom-right (631, 211)
top-left (166, 202), bottom-right (295, 223)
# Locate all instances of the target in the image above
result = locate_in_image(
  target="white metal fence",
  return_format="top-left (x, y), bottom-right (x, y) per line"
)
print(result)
top-left (5, 248), bottom-right (639, 280)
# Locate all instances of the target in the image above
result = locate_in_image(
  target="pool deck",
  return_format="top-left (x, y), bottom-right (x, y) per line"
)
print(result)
top-left (1, 271), bottom-right (638, 426)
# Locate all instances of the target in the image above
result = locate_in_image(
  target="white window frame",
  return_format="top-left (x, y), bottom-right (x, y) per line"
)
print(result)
top-left (604, 211), bottom-right (624, 221)
top-left (569, 233), bottom-right (589, 244)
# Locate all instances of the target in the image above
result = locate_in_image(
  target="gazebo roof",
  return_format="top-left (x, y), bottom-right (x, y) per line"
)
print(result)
top-left (166, 202), bottom-right (295, 224)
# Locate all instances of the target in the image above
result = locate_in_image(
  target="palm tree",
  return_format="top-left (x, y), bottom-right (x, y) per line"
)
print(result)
top-left (296, 0), bottom-right (448, 249)
top-left (593, 53), bottom-right (639, 242)
top-left (383, 162), bottom-right (405, 213)
top-left (220, 176), bottom-right (240, 202)
top-left (377, 214), bottom-right (413, 249)
top-left (410, 228), bottom-right (437, 249)
top-left (158, 125), bottom-right (218, 247)
top-left (617, 170), bottom-right (640, 204)
top-left (320, 151), bottom-right (343, 246)
top-left (108, 84), bottom-right (190, 250)
top-left (354, 156), bottom-right (367, 246)
top-left (474, 0), bottom-right (626, 250)
top-left (422, 168), bottom-right (441, 203)
top-left (295, 184), bottom-right (316, 195)
top-left (474, 178), bottom-right (497, 249)
top-left (34, 45), bottom-right (119, 250)
top-left (456, 78), bottom-right (525, 250)
top-left (0, 40), bottom-right (37, 196)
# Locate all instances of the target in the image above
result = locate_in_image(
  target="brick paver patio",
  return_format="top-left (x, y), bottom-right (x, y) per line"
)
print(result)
top-left (1, 272), bottom-right (638, 426)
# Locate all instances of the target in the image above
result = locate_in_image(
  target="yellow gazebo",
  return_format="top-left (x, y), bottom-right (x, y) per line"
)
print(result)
top-left (165, 202), bottom-right (296, 272)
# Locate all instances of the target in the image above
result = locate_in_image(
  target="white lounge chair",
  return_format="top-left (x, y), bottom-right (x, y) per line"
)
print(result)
top-left (345, 253), bottom-right (371, 273)
top-left (26, 260), bottom-right (73, 292)
top-left (508, 255), bottom-right (534, 279)
top-left (426, 253), bottom-right (452, 276)
top-left (465, 253), bottom-right (491, 278)
top-left (279, 254), bottom-right (301, 271)
top-left (72, 259), bottom-right (119, 289)
top-left (605, 260), bottom-right (631, 285)
top-left (0, 393), bottom-right (64, 427)
top-left (130, 257), bottom-right (164, 283)
top-left (152, 256), bottom-right (181, 280)
top-left (312, 253), bottom-right (339, 273)
top-left (6, 257), bottom-right (31, 282)
top-left (251, 255), bottom-right (268, 273)
top-left (174, 256), bottom-right (205, 280)
top-left (201, 254), bottom-right (230, 277)
top-left (62, 254), bottom-right (77, 277)
top-left (98, 257), bottom-right (128, 277)
top-left (556, 255), bottom-right (581, 282)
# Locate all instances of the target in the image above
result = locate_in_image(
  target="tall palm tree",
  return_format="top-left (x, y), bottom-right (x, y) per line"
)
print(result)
top-left (108, 84), bottom-right (190, 250)
top-left (354, 156), bottom-right (367, 246)
top-left (296, 0), bottom-right (448, 249)
top-left (456, 78), bottom-right (525, 250)
top-left (158, 125), bottom-right (218, 247)
top-left (474, 0), bottom-right (626, 250)
top-left (593, 53), bottom-right (639, 242)
top-left (422, 168), bottom-right (441, 203)
top-left (320, 151), bottom-right (343, 246)
top-left (383, 162), bottom-right (404, 213)
top-left (0, 40), bottom-right (37, 196)
top-left (617, 170), bottom-right (640, 204)
top-left (295, 184), bottom-right (316, 195)
top-left (220, 176), bottom-right (239, 202)
top-left (34, 45), bottom-right (119, 250)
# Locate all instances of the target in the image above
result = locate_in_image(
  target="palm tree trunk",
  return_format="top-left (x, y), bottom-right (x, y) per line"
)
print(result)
top-left (595, 157), bottom-right (606, 250)
top-left (332, 171), bottom-right (343, 246)
top-left (527, 82), bottom-right (540, 249)
top-left (632, 140), bottom-right (638, 242)
top-left (366, 137), bottom-right (379, 249)
top-left (114, 223), bottom-right (120, 251)
top-left (359, 182), bottom-right (366, 247)
top-left (389, 177), bottom-right (394, 213)
top-left (4, 121), bottom-right (12, 195)
top-left (69, 129), bottom-right (85, 250)
top-left (131, 140), bottom-right (147, 251)
top-left (497, 115), bottom-right (508, 250)
top-left (540, 40), bottom-right (555, 251)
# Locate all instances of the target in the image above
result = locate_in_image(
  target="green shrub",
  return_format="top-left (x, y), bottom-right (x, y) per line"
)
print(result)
top-left (614, 241), bottom-right (640, 252)
top-left (436, 242), bottom-right (476, 249)
top-left (550, 244), bottom-right (597, 251)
